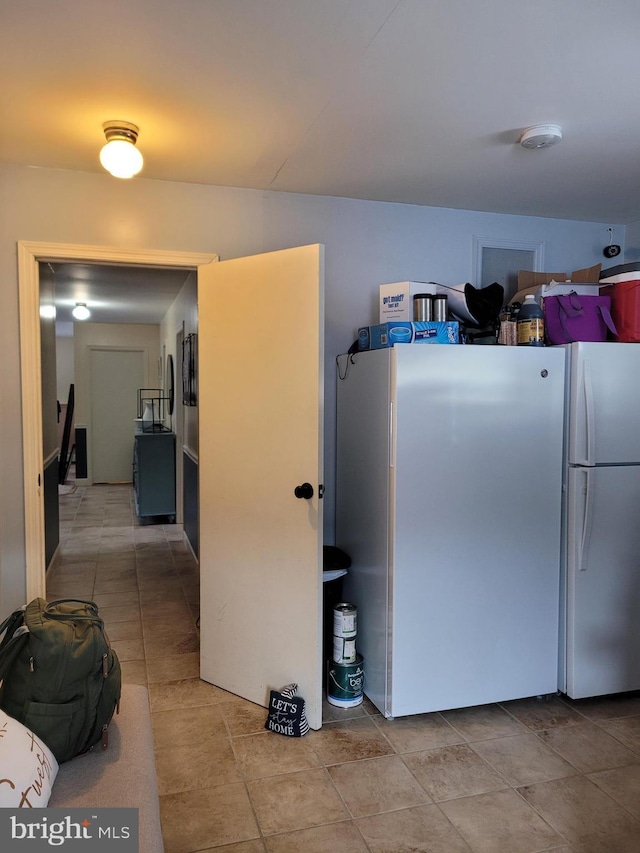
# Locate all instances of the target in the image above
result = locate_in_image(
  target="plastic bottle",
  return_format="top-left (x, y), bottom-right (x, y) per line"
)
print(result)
top-left (517, 294), bottom-right (545, 346)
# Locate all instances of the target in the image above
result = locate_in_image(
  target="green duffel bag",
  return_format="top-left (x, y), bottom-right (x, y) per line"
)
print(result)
top-left (0, 598), bottom-right (121, 764)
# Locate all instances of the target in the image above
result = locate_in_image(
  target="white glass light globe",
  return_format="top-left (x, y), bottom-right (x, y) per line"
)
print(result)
top-left (72, 303), bottom-right (91, 320)
top-left (99, 139), bottom-right (144, 179)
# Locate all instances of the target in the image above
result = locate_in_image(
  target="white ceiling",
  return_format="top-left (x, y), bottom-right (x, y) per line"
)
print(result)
top-left (48, 263), bottom-right (192, 327)
top-left (4, 1), bottom-right (640, 321)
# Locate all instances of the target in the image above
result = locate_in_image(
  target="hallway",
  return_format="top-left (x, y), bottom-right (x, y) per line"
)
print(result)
top-left (46, 484), bottom-right (640, 853)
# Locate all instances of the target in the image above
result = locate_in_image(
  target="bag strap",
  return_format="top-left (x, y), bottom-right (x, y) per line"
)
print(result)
top-left (597, 303), bottom-right (618, 337)
top-left (44, 599), bottom-right (101, 623)
top-left (557, 298), bottom-right (578, 342)
top-left (0, 630), bottom-right (30, 692)
top-left (558, 292), bottom-right (585, 318)
top-left (0, 606), bottom-right (27, 650)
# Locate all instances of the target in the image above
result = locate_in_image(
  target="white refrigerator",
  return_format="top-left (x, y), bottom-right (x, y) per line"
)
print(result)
top-left (336, 344), bottom-right (566, 718)
top-left (562, 342), bottom-right (640, 699)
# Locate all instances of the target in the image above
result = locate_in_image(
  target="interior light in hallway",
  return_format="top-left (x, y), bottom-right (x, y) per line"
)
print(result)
top-left (99, 120), bottom-right (143, 178)
top-left (72, 302), bottom-right (90, 320)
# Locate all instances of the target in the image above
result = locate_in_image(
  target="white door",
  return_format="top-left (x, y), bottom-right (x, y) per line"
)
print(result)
top-left (90, 349), bottom-right (144, 483)
top-left (198, 245), bottom-right (325, 729)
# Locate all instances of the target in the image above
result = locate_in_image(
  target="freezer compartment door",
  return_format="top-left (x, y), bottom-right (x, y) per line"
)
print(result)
top-left (568, 342), bottom-right (640, 465)
top-left (389, 345), bottom-right (565, 715)
top-left (566, 465), bottom-right (640, 698)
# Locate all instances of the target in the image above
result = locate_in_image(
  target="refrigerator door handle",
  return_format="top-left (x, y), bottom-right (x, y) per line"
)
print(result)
top-left (578, 468), bottom-right (594, 571)
top-left (582, 359), bottom-right (595, 466)
top-left (389, 401), bottom-right (395, 468)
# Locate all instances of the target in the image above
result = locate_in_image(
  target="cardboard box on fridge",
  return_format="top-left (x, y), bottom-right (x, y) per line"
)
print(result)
top-left (379, 281), bottom-right (437, 322)
top-left (358, 321), bottom-right (459, 350)
top-left (511, 264), bottom-right (601, 305)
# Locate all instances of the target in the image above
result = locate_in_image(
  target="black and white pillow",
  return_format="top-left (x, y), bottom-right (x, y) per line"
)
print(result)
top-left (264, 683), bottom-right (309, 737)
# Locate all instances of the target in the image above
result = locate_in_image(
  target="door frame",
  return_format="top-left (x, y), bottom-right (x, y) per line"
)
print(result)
top-left (174, 324), bottom-right (185, 525)
top-left (18, 241), bottom-right (218, 600)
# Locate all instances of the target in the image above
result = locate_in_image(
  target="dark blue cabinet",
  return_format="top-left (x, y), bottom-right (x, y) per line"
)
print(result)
top-left (133, 432), bottom-right (176, 519)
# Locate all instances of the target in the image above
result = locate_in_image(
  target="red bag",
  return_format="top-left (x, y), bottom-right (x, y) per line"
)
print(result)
top-left (544, 292), bottom-right (617, 344)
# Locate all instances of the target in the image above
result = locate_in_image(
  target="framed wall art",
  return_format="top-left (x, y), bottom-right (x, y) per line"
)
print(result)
top-left (182, 333), bottom-right (197, 406)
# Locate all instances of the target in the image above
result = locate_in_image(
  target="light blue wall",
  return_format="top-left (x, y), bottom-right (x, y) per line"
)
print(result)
top-left (0, 163), bottom-right (624, 613)
top-left (623, 219), bottom-right (640, 263)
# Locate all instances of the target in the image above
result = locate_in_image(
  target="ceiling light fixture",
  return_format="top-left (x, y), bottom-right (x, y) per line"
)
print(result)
top-left (99, 120), bottom-right (144, 178)
top-left (72, 302), bottom-right (91, 321)
top-left (519, 124), bottom-right (563, 149)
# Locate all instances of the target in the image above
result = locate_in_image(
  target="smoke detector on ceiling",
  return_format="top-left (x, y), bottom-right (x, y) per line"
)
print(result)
top-left (519, 124), bottom-right (563, 149)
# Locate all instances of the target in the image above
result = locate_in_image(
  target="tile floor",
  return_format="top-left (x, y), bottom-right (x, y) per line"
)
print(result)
top-left (47, 483), bottom-right (640, 853)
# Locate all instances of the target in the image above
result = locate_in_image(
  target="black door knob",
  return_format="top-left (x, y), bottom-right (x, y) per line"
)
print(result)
top-left (294, 483), bottom-right (314, 500)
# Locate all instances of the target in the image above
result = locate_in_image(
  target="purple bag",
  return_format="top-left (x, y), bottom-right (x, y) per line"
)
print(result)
top-left (544, 292), bottom-right (617, 344)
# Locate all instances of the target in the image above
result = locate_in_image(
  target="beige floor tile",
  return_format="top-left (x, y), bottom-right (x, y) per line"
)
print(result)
top-left (144, 633), bottom-right (199, 659)
top-left (149, 678), bottom-right (235, 712)
top-left (111, 638), bottom-right (145, 662)
top-left (265, 821), bottom-right (369, 853)
top-left (134, 528), bottom-right (170, 543)
top-left (47, 580), bottom-right (95, 598)
top-left (223, 698), bottom-right (270, 736)
top-left (441, 704), bottom-right (528, 742)
top-left (566, 693), bottom-right (640, 722)
top-left (587, 763), bottom-right (640, 820)
top-left (159, 783), bottom-right (259, 853)
top-left (247, 768), bottom-right (349, 836)
top-left (140, 600), bottom-right (193, 624)
top-left (203, 842), bottom-right (266, 853)
top-left (49, 563), bottom-right (94, 579)
top-left (119, 659), bottom-right (148, 686)
top-left (156, 737), bottom-right (241, 795)
top-left (471, 733), bottom-right (578, 786)
top-left (328, 754), bottom-right (430, 817)
top-left (94, 576), bottom-right (139, 594)
top-left (136, 578), bottom-right (184, 598)
top-left (96, 561), bottom-right (137, 574)
top-left (599, 715), bottom-right (640, 754)
top-left (537, 722), bottom-right (640, 773)
top-left (105, 620), bottom-right (143, 641)
top-left (402, 743), bottom-right (508, 802)
top-left (93, 590), bottom-right (140, 608)
top-left (146, 652), bottom-right (200, 684)
top-left (356, 803), bottom-right (473, 853)
top-left (142, 620), bottom-right (197, 640)
top-left (499, 695), bottom-right (586, 731)
top-left (137, 571), bottom-right (181, 589)
top-left (232, 730), bottom-right (322, 780)
top-left (97, 555), bottom-right (137, 568)
top-left (321, 697), bottom-right (369, 724)
top-left (373, 711), bottom-right (463, 753)
top-left (309, 717), bottom-right (395, 765)
top-left (519, 775), bottom-right (640, 852)
top-left (99, 603), bottom-right (142, 623)
top-left (439, 788), bottom-right (563, 853)
top-left (152, 703), bottom-right (228, 749)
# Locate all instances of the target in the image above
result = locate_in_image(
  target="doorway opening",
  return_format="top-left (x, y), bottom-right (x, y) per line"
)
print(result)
top-left (473, 237), bottom-right (544, 304)
top-left (18, 242), bottom-right (218, 601)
